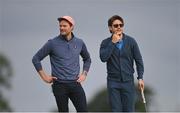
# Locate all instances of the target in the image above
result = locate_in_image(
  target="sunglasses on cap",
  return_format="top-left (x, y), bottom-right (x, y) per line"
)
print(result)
top-left (112, 24), bottom-right (124, 28)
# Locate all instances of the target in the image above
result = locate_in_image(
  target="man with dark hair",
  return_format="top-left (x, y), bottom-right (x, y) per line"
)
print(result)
top-left (99, 15), bottom-right (144, 112)
top-left (32, 16), bottom-right (91, 112)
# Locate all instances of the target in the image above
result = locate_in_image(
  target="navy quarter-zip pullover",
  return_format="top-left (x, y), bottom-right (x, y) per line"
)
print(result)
top-left (32, 34), bottom-right (91, 81)
top-left (100, 33), bottom-right (144, 82)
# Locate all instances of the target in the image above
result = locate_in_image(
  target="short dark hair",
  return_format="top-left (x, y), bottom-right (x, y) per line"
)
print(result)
top-left (108, 15), bottom-right (124, 27)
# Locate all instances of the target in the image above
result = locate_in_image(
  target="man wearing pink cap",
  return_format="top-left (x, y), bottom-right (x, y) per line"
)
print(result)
top-left (32, 16), bottom-right (91, 112)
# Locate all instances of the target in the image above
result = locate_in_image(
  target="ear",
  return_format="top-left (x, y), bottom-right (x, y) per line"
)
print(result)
top-left (70, 26), bottom-right (74, 31)
top-left (108, 26), bottom-right (113, 33)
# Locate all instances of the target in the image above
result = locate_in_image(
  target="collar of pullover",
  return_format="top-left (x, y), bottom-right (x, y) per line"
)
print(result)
top-left (59, 33), bottom-right (75, 42)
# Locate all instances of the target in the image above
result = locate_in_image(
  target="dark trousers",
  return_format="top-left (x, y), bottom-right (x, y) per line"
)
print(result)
top-left (52, 81), bottom-right (87, 112)
top-left (107, 80), bottom-right (135, 112)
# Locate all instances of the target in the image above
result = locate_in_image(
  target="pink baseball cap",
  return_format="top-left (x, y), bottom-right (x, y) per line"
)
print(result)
top-left (58, 16), bottom-right (75, 26)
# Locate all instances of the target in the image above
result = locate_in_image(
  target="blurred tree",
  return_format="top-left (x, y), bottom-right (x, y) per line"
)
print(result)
top-left (0, 53), bottom-right (13, 111)
top-left (88, 87), bottom-right (111, 112)
top-left (87, 85), bottom-right (153, 112)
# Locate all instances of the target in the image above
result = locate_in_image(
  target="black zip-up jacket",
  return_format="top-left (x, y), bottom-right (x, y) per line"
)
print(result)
top-left (99, 33), bottom-right (144, 82)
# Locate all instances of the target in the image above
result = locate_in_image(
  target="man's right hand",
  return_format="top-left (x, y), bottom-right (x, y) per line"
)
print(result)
top-left (38, 70), bottom-right (57, 84)
top-left (42, 75), bottom-right (57, 84)
top-left (112, 32), bottom-right (122, 43)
